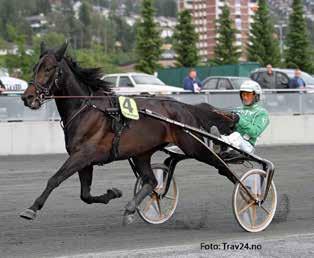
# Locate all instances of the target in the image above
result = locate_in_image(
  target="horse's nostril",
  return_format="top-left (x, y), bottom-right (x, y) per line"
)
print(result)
top-left (21, 94), bottom-right (34, 103)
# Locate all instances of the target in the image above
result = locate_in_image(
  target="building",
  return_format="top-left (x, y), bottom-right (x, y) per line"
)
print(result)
top-left (25, 13), bottom-right (48, 32)
top-left (178, 0), bottom-right (258, 61)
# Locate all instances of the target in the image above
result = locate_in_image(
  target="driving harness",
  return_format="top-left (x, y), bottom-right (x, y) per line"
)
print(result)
top-left (59, 96), bottom-right (129, 161)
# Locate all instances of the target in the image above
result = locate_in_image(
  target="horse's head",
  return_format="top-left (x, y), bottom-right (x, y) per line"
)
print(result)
top-left (21, 42), bottom-right (68, 109)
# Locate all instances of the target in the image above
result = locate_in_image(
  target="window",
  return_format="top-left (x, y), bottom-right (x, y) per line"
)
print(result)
top-left (235, 18), bottom-right (242, 30)
top-left (276, 72), bottom-right (289, 89)
top-left (118, 76), bottom-right (133, 87)
top-left (300, 72), bottom-right (314, 85)
top-left (203, 78), bottom-right (218, 89)
top-left (217, 79), bottom-right (232, 90)
top-left (230, 78), bottom-right (248, 89)
top-left (132, 75), bottom-right (165, 85)
top-left (250, 72), bottom-right (259, 81)
top-left (103, 76), bottom-right (117, 87)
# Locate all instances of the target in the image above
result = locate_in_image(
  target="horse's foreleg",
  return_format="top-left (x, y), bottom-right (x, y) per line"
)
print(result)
top-left (123, 153), bottom-right (157, 225)
top-left (20, 149), bottom-right (95, 220)
top-left (79, 166), bottom-right (122, 204)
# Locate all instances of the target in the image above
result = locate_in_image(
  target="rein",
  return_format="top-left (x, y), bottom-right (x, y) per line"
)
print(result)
top-left (45, 95), bottom-right (113, 99)
top-left (45, 95), bottom-right (236, 126)
top-left (212, 109), bottom-right (235, 122)
top-left (60, 104), bottom-right (91, 130)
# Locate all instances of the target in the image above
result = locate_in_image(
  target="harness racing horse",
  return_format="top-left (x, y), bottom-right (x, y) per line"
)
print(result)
top-left (21, 42), bottom-right (237, 224)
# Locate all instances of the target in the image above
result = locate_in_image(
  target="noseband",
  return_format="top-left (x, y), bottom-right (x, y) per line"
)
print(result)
top-left (30, 54), bottom-right (63, 103)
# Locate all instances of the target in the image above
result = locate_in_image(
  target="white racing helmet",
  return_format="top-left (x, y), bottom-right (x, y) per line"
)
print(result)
top-left (239, 80), bottom-right (263, 105)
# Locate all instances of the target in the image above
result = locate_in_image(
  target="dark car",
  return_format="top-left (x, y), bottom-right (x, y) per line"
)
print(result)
top-left (250, 68), bottom-right (314, 89)
top-left (201, 76), bottom-right (252, 90)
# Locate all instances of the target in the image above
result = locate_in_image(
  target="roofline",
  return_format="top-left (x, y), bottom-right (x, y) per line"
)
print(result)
top-left (103, 73), bottom-right (155, 77)
top-left (203, 76), bottom-right (251, 79)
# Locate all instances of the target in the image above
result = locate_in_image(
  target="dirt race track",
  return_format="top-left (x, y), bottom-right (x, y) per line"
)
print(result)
top-left (0, 145), bottom-right (314, 257)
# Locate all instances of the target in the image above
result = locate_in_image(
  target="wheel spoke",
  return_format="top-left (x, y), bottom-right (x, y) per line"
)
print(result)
top-left (137, 171), bottom-right (178, 224)
top-left (164, 195), bottom-right (175, 200)
top-left (240, 185), bottom-right (256, 202)
top-left (233, 170), bottom-right (277, 232)
top-left (251, 205), bottom-right (256, 227)
top-left (156, 197), bottom-right (162, 218)
top-left (150, 193), bottom-right (161, 215)
top-left (260, 205), bottom-right (271, 215)
top-left (143, 196), bottom-right (156, 213)
top-left (238, 200), bottom-right (255, 215)
top-left (239, 188), bottom-right (250, 202)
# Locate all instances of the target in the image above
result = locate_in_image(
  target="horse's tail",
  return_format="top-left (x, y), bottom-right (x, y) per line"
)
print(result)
top-left (186, 103), bottom-right (235, 135)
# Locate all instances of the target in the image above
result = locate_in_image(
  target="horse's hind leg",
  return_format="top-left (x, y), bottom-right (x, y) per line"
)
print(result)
top-left (79, 165), bottom-right (122, 204)
top-left (123, 152), bottom-right (157, 225)
top-left (176, 131), bottom-right (237, 184)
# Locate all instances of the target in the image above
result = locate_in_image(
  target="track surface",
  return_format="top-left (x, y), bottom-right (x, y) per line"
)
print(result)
top-left (0, 145), bottom-right (313, 257)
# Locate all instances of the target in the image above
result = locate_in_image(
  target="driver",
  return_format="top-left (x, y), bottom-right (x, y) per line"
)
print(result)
top-left (211, 80), bottom-right (269, 154)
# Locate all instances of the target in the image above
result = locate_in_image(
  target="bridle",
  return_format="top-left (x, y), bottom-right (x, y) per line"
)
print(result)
top-left (30, 54), bottom-right (63, 103)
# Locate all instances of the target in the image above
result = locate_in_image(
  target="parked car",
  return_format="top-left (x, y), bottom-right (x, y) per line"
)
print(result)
top-left (250, 68), bottom-right (314, 89)
top-left (0, 76), bottom-right (28, 119)
top-left (201, 76), bottom-right (253, 90)
top-left (0, 76), bottom-right (28, 92)
top-left (102, 73), bottom-right (184, 95)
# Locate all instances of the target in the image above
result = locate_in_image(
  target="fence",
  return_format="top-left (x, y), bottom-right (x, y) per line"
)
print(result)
top-left (1, 89), bottom-right (314, 122)
top-left (157, 62), bottom-right (260, 87)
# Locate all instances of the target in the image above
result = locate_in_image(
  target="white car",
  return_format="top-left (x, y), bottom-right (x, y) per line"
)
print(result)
top-left (102, 73), bottom-right (184, 95)
top-left (0, 76), bottom-right (28, 93)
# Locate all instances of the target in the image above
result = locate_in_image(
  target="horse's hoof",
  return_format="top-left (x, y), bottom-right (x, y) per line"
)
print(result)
top-left (20, 209), bottom-right (36, 220)
top-left (110, 188), bottom-right (123, 198)
top-left (122, 212), bottom-right (136, 226)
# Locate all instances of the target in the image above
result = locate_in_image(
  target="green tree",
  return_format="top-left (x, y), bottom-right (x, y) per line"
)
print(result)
top-left (79, 1), bottom-right (92, 27)
top-left (125, 0), bottom-right (136, 16)
top-left (75, 44), bottom-right (119, 73)
top-left (0, 0), bottom-right (18, 38)
top-left (1, 25), bottom-right (34, 80)
top-left (79, 1), bottom-right (92, 48)
top-left (35, 0), bottom-right (51, 15)
top-left (135, 0), bottom-right (162, 74)
top-left (214, 3), bottom-right (241, 65)
top-left (285, 0), bottom-right (312, 72)
top-left (112, 15), bottom-right (136, 52)
top-left (310, 46), bottom-right (314, 73)
top-left (172, 10), bottom-right (199, 67)
top-left (247, 0), bottom-right (280, 66)
top-left (33, 32), bottom-right (66, 53)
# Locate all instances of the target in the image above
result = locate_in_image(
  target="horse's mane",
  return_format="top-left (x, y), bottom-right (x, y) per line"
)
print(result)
top-left (64, 56), bottom-right (111, 93)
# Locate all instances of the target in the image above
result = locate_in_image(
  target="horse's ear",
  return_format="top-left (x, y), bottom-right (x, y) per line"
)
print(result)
top-left (55, 41), bottom-right (68, 61)
top-left (40, 41), bottom-right (46, 56)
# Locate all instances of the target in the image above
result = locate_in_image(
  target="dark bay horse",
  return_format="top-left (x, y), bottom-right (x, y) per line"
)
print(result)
top-left (21, 42), bottom-right (236, 224)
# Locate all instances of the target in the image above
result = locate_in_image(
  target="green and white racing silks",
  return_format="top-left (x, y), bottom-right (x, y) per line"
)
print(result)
top-left (233, 104), bottom-right (270, 146)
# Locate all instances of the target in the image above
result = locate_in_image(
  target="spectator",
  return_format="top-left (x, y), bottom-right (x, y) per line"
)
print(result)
top-left (256, 64), bottom-right (276, 89)
top-left (0, 79), bottom-right (5, 94)
top-left (183, 69), bottom-right (203, 93)
top-left (288, 69), bottom-right (306, 89)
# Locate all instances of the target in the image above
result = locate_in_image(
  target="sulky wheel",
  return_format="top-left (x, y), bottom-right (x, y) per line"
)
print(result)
top-left (232, 169), bottom-right (277, 233)
top-left (134, 163), bottom-right (179, 224)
